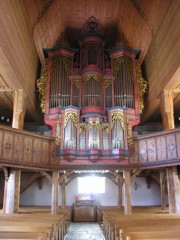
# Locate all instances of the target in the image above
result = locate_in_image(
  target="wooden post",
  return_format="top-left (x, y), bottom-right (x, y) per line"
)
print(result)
top-left (117, 177), bottom-right (123, 208)
top-left (51, 171), bottom-right (59, 214)
top-left (160, 170), bottom-right (167, 210)
top-left (3, 169), bottom-right (21, 213)
top-left (12, 89), bottom-right (26, 129)
top-left (61, 176), bottom-right (66, 208)
top-left (160, 90), bottom-right (174, 130)
top-left (166, 167), bottom-right (180, 213)
top-left (123, 170), bottom-right (132, 215)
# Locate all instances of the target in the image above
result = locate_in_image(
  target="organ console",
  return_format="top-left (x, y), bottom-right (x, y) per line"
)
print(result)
top-left (37, 16), bottom-right (147, 166)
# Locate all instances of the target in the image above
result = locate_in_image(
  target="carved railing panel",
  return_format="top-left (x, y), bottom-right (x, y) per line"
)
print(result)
top-left (0, 125), bottom-right (53, 170)
top-left (130, 128), bottom-right (180, 168)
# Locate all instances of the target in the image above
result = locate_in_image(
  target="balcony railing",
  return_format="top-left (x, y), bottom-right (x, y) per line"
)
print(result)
top-left (130, 128), bottom-right (180, 168)
top-left (0, 125), bottom-right (179, 170)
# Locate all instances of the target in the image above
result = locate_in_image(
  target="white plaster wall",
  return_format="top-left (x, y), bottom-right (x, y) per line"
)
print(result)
top-left (20, 176), bottom-right (162, 206)
top-left (130, 177), bottom-right (161, 206)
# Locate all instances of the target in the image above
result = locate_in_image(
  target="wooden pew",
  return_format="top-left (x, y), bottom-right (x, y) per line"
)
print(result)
top-left (0, 212), bottom-right (68, 240)
top-left (101, 207), bottom-right (180, 240)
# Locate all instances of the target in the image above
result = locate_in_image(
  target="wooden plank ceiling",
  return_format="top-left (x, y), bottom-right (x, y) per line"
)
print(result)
top-left (0, 0), bottom-right (179, 126)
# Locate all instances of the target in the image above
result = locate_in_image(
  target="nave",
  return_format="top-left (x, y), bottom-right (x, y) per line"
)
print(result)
top-left (64, 222), bottom-right (104, 240)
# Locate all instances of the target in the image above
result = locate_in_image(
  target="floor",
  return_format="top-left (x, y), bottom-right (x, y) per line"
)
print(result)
top-left (64, 222), bottom-right (105, 240)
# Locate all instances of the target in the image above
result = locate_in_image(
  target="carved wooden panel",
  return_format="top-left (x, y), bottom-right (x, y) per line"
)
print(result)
top-left (42, 141), bottom-right (50, 165)
top-left (147, 138), bottom-right (157, 162)
top-left (0, 127), bottom-right (52, 169)
top-left (138, 140), bottom-right (147, 164)
top-left (32, 139), bottom-right (42, 163)
top-left (156, 136), bottom-right (167, 161)
top-left (14, 134), bottom-right (23, 162)
top-left (166, 134), bottom-right (177, 160)
top-left (176, 132), bottom-right (180, 159)
top-left (24, 137), bottom-right (33, 163)
top-left (135, 129), bottom-right (180, 167)
top-left (2, 132), bottom-right (13, 160)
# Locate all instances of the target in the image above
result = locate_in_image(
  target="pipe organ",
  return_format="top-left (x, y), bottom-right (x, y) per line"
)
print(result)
top-left (37, 16), bottom-right (147, 166)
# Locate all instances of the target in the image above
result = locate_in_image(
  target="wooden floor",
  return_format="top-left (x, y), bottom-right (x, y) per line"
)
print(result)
top-left (64, 222), bottom-right (105, 240)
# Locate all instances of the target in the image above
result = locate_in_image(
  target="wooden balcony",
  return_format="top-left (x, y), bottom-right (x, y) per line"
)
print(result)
top-left (130, 128), bottom-right (180, 168)
top-left (0, 125), bottom-right (55, 170)
top-left (0, 125), bottom-right (180, 170)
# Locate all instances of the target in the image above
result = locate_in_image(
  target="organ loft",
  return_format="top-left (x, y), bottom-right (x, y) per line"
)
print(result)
top-left (37, 16), bottom-right (147, 166)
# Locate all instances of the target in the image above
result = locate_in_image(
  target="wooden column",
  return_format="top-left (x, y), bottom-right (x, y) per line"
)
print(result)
top-left (166, 167), bottom-right (180, 213)
top-left (61, 176), bottom-right (66, 208)
top-left (117, 177), bottom-right (123, 208)
top-left (160, 90), bottom-right (174, 130)
top-left (123, 170), bottom-right (132, 215)
top-left (3, 169), bottom-right (21, 213)
top-left (51, 171), bottom-right (59, 214)
top-left (160, 170), bottom-right (167, 210)
top-left (12, 89), bottom-right (26, 129)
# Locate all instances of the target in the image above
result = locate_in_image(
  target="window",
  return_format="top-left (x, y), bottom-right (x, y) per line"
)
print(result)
top-left (78, 176), bottom-right (105, 193)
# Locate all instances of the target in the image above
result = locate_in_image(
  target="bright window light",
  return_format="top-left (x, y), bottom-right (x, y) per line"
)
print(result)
top-left (78, 176), bottom-right (105, 194)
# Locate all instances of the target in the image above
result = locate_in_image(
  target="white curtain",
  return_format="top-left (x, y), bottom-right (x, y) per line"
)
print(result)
top-left (112, 120), bottom-right (124, 149)
top-left (89, 126), bottom-right (100, 149)
top-left (64, 118), bottom-right (77, 149)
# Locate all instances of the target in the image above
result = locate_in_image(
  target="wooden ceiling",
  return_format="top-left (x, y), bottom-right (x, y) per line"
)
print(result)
top-left (0, 0), bottom-right (179, 126)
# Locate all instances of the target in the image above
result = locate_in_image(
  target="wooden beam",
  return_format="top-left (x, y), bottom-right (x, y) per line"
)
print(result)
top-left (166, 167), bottom-right (180, 213)
top-left (51, 171), bottom-right (59, 214)
top-left (61, 177), bottom-right (66, 208)
top-left (41, 171), bottom-right (52, 183)
top-left (123, 170), bottom-right (132, 215)
top-left (160, 90), bottom-right (175, 130)
top-left (21, 173), bottom-right (43, 193)
top-left (3, 169), bottom-right (21, 213)
top-left (12, 89), bottom-right (26, 129)
top-left (160, 170), bottom-right (167, 210)
top-left (117, 177), bottom-right (123, 208)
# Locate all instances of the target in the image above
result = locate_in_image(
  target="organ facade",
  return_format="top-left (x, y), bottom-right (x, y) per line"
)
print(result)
top-left (37, 16), bottom-right (147, 166)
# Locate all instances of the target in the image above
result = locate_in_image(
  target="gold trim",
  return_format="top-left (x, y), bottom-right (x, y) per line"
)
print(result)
top-left (73, 79), bottom-right (80, 88)
top-left (55, 123), bottom-right (61, 145)
top-left (102, 123), bottom-right (109, 134)
top-left (127, 124), bottom-right (133, 145)
top-left (37, 59), bottom-right (48, 113)
top-left (112, 56), bottom-right (132, 75)
top-left (61, 55), bottom-right (72, 76)
top-left (136, 61), bottom-right (147, 114)
top-left (82, 74), bottom-right (102, 86)
top-left (55, 114), bottom-right (62, 145)
top-left (104, 79), bottom-right (112, 89)
top-left (79, 123), bottom-right (86, 134)
top-left (111, 112), bottom-right (124, 129)
top-left (64, 112), bottom-right (77, 127)
top-left (88, 121), bottom-right (100, 129)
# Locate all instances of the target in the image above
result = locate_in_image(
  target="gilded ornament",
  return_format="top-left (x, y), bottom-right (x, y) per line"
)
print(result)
top-left (111, 112), bottom-right (124, 129)
top-left (112, 56), bottom-right (132, 75)
top-left (127, 124), bottom-right (133, 145)
top-left (61, 55), bottom-right (72, 76)
top-left (64, 112), bottom-right (77, 127)
top-left (79, 124), bottom-right (86, 134)
top-left (104, 79), bottom-right (112, 89)
top-left (55, 123), bottom-right (61, 145)
top-left (136, 61), bottom-right (147, 114)
top-left (73, 79), bottom-right (80, 88)
top-left (82, 74), bottom-right (102, 86)
top-left (37, 59), bottom-right (48, 113)
top-left (102, 124), bottom-right (109, 134)
top-left (88, 121), bottom-right (100, 129)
